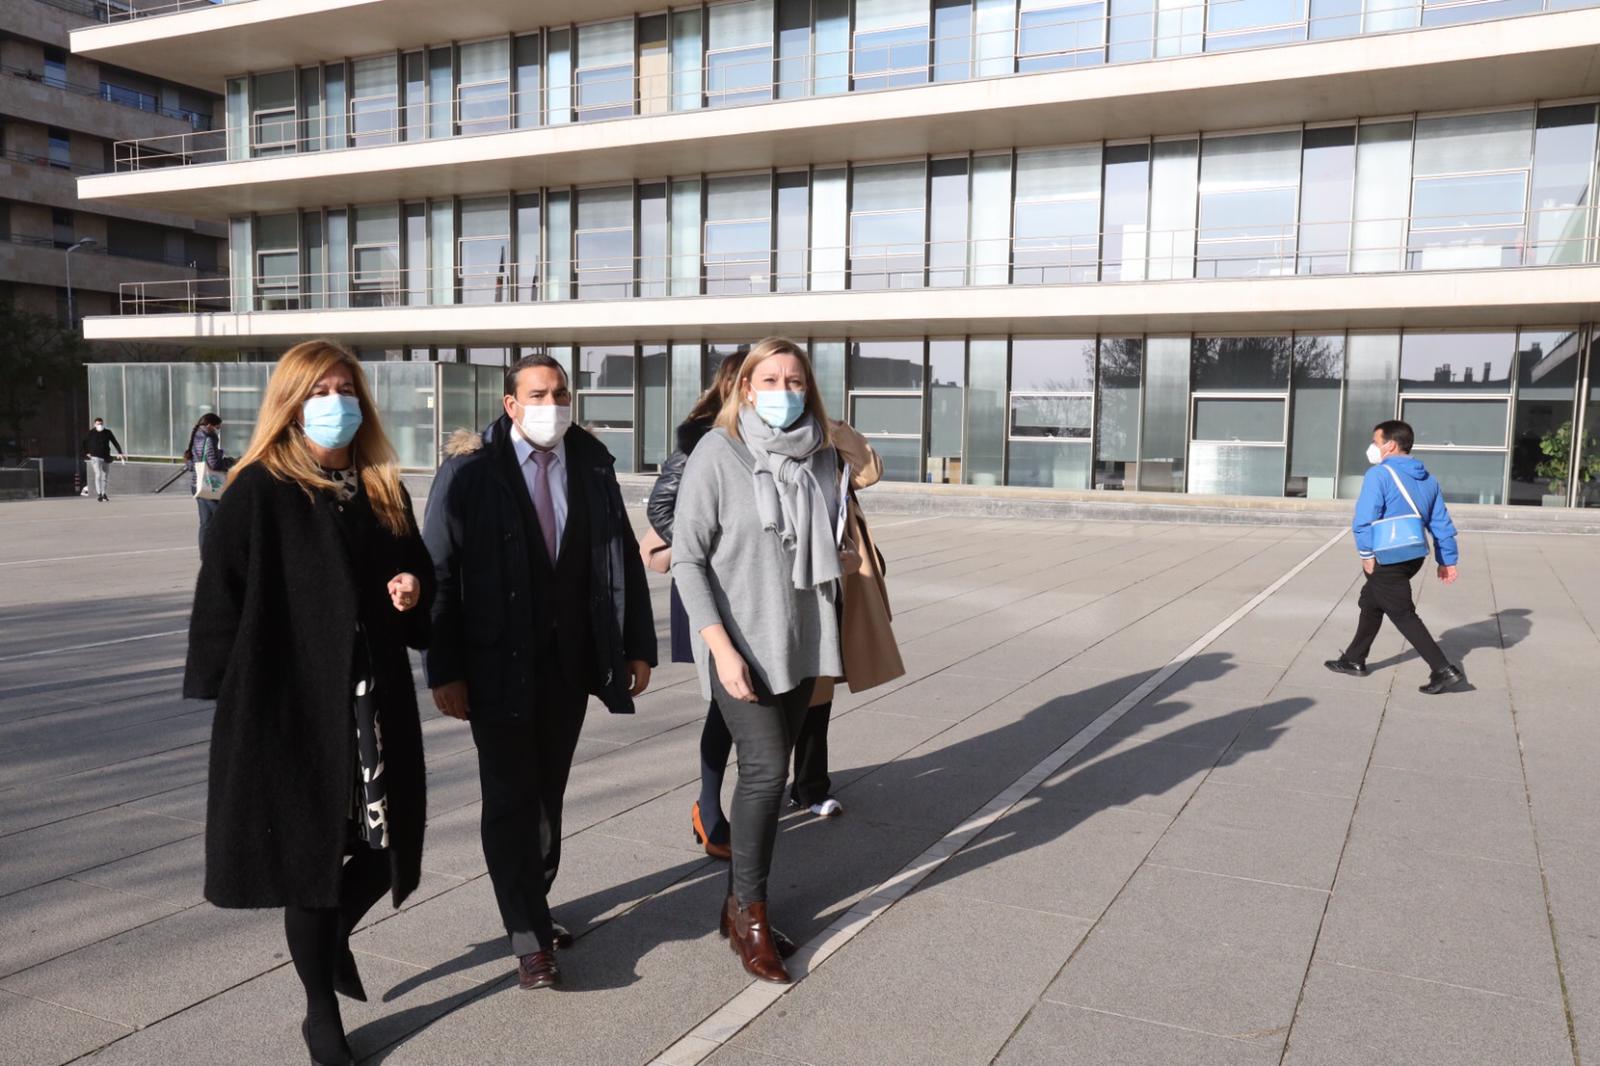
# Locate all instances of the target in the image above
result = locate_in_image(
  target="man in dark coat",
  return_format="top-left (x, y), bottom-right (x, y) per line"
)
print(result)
top-left (423, 352), bottom-right (657, 990)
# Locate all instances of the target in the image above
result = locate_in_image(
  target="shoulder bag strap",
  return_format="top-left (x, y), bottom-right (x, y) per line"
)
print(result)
top-left (1383, 464), bottom-right (1423, 520)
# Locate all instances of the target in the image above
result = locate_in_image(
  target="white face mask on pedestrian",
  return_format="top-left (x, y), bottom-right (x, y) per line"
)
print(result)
top-left (516, 402), bottom-right (572, 449)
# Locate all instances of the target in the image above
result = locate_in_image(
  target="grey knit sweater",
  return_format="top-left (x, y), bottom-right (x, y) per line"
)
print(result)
top-left (671, 427), bottom-right (845, 700)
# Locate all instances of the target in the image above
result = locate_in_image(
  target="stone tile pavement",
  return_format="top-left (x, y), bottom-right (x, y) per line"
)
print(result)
top-left (0, 495), bottom-right (1595, 1066)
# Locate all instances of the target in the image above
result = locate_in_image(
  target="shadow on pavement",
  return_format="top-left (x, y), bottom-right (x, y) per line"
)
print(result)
top-left (1360, 608), bottom-right (1533, 675)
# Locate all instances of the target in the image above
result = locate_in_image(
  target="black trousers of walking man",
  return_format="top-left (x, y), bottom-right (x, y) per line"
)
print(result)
top-left (1343, 557), bottom-right (1449, 672)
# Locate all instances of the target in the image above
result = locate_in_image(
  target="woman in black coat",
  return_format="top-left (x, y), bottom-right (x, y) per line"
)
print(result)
top-left (185, 340), bottom-right (432, 1066)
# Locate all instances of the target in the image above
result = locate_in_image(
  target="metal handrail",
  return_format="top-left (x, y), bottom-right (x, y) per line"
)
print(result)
top-left (0, 147), bottom-right (104, 175)
top-left (107, 0), bottom-right (243, 21)
top-left (2, 231), bottom-right (221, 270)
top-left (30, 0), bottom-right (116, 21)
top-left (112, 209), bottom-right (1600, 315)
top-left (105, 0), bottom-right (1555, 171)
top-left (2, 63), bottom-right (213, 127)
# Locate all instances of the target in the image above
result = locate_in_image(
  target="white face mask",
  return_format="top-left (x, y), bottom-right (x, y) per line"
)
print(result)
top-left (517, 403), bottom-right (572, 449)
top-left (1366, 442), bottom-right (1385, 465)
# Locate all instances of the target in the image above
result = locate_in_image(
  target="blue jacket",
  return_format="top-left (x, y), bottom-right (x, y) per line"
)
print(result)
top-left (1352, 455), bottom-right (1459, 565)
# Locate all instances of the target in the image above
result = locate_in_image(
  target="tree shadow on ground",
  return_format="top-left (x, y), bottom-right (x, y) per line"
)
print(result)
top-left (355, 650), bottom-right (1318, 1061)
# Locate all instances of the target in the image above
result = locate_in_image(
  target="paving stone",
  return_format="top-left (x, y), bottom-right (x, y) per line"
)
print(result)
top-left (1349, 765), bottom-right (1537, 865)
top-left (996, 1000), bottom-right (1282, 1066)
top-left (0, 988), bottom-right (132, 1066)
top-left (0, 807), bottom-right (202, 897)
top-left (1147, 779), bottom-right (1355, 890)
top-left (1282, 961), bottom-right (1573, 1066)
top-left (0, 877), bottom-right (182, 978)
top-left (1368, 702), bottom-right (1524, 784)
top-left (1044, 863), bottom-right (1328, 1046)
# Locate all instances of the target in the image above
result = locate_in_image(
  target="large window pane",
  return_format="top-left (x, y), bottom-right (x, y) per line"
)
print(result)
top-left (1205, 0), bottom-right (1305, 50)
top-left (576, 21), bottom-right (633, 122)
top-left (855, 0), bottom-right (931, 90)
top-left (1404, 398), bottom-right (1509, 448)
top-left (851, 162), bottom-right (927, 289)
top-left (1417, 449), bottom-right (1507, 505)
top-left (971, 153), bottom-right (1012, 285)
top-left (640, 15), bottom-right (671, 115)
top-left (934, 0), bottom-right (974, 81)
top-left (459, 38), bottom-right (512, 133)
top-left (1298, 126), bottom-right (1356, 274)
top-left (928, 339), bottom-right (965, 483)
top-left (778, 0), bottom-right (813, 98)
top-left (975, 0), bottom-right (1017, 74)
top-left (641, 343), bottom-right (669, 471)
top-left (815, 0), bottom-right (850, 94)
top-left (1400, 331), bottom-right (1515, 392)
top-left (516, 193), bottom-right (541, 301)
top-left (709, 0), bottom-right (775, 106)
top-left (1149, 139), bottom-right (1197, 280)
top-left (576, 186), bottom-right (634, 299)
top-left (515, 34), bottom-right (542, 128)
top-left (850, 339), bottom-right (925, 388)
top-left (1408, 110), bottom-right (1532, 270)
top-left (1197, 131), bottom-right (1299, 277)
top-left (351, 203), bottom-right (400, 307)
top-left (1095, 336), bottom-right (1142, 489)
top-left (1352, 121), bottom-right (1411, 273)
top-left (1137, 336), bottom-right (1189, 491)
top-left (1529, 105), bottom-right (1598, 267)
top-left (1012, 336), bottom-right (1095, 391)
top-left (1338, 332), bottom-right (1399, 496)
top-left (218, 363), bottom-right (271, 450)
top-left (1187, 443), bottom-right (1286, 495)
top-left (1288, 333), bottom-right (1345, 498)
top-left (578, 345), bottom-right (636, 389)
top-left (367, 364), bottom-right (435, 469)
top-left (928, 158), bottom-right (970, 286)
top-left (1018, 0), bottom-right (1107, 71)
top-left (1009, 441), bottom-right (1092, 487)
top-left (672, 8), bottom-right (704, 110)
top-left (1014, 147), bottom-right (1101, 284)
top-left (459, 196), bottom-right (511, 304)
top-left (640, 182), bottom-right (669, 298)
top-left (1509, 328), bottom-right (1582, 506)
top-left (1193, 397), bottom-right (1285, 441)
top-left (1191, 335), bottom-right (1292, 392)
top-left (811, 167), bottom-right (847, 290)
top-left (966, 338), bottom-right (1008, 485)
top-left (1102, 143), bottom-right (1150, 282)
top-left (706, 174), bottom-right (773, 295)
top-left (671, 178), bottom-right (703, 296)
top-left (776, 171), bottom-right (809, 291)
top-left (350, 55), bottom-right (398, 146)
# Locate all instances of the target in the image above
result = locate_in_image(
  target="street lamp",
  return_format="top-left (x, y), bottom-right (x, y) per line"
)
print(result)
top-left (64, 237), bottom-right (98, 330)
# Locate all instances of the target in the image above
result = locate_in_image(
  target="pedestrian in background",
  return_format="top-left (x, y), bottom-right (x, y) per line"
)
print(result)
top-left (1326, 419), bottom-right (1466, 695)
top-left (185, 340), bottom-right (432, 1066)
top-left (672, 337), bottom-right (857, 984)
top-left (82, 416), bottom-right (125, 502)
top-left (184, 412), bottom-right (233, 550)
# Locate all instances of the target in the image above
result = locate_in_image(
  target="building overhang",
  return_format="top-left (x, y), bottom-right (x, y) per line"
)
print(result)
top-left (80, 267), bottom-right (1600, 346)
top-left (75, 10), bottom-right (1600, 218)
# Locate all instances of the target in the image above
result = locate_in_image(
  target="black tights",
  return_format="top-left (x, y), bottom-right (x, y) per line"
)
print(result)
top-left (284, 848), bottom-right (391, 1062)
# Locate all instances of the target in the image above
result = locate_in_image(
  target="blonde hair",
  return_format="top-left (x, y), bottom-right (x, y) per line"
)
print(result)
top-left (715, 337), bottom-right (833, 442)
top-left (229, 339), bottom-right (412, 537)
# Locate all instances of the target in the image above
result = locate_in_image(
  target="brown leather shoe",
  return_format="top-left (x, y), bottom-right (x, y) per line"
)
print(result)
top-left (692, 803), bottom-right (732, 861)
top-left (517, 949), bottom-right (560, 990)
top-left (718, 893), bottom-right (798, 959)
top-left (723, 897), bottom-right (790, 983)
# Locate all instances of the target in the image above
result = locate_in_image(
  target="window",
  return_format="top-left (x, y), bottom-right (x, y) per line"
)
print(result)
top-left (639, 15), bottom-right (672, 114)
top-left (515, 34), bottom-right (543, 128)
top-left (705, 174), bottom-right (772, 295)
top-left (927, 338), bottom-right (965, 483)
top-left (929, 157), bottom-right (969, 286)
top-left (1204, 0), bottom-right (1305, 51)
top-left (575, 186), bottom-right (634, 299)
top-left (849, 340), bottom-right (924, 481)
top-left (1101, 143), bottom-right (1150, 282)
top-left (1008, 337), bottom-right (1095, 489)
top-left (708, 0), bottom-right (775, 107)
top-left (350, 204), bottom-right (401, 307)
top-left (47, 127), bottom-right (72, 171)
top-left (1013, 147), bottom-right (1101, 284)
top-left (854, 0), bottom-right (930, 90)
top-left (1399, 330), bottom-right (1516, 504)
top-left (1297, 126), bottom-right (1356, 274)
top-left (1094, 336), bottom-right (1142, 489)
top-left (775, 170), bottom-right (810, 291)
top-left (53, 208), bottom-right (75, 249)
top-left (1197, 130), bottom-right (1300, 277)
top-left (1287, 334), bottom-right (1345, 498)
top-left (1187, 335), bottom-right (1291, 496)
top-left (577, 344), bottom-right (636, 470)
top-left (640, 182), bottom-right (669, 297)
top-left (459, 38), bottom-right (512, 134)
top-left (1527, 105), bottom-right (1598, 267)
top-left (1509, 329), bottom-right (1580, 506)
top-left (1407, 110), bottom-right (1533, 271)
top-left (350, 55), bottom-right (399, 146)
top-left (575, 22), bottom-right (632, 122)
top-left (251, 70), bottom-right (298, 155)
top-left (43, 47), bottom-right (68, 89)
top-left (850, 161), bottom-right (926, 289)
top-left (458, 196), bottom-right (512, 303)
top-left (777, 0), bottom-right (812, 98)
top-left (516, 193), bottom-right (541, 300)
top-left (254, 212), bottom-right (301, 310)
top-left (402, 52), bottom-right (425, 141)
top-left (933, 0), bottom-right (974, 82)
top-left (1018, 0), bottom-right (1107, 70)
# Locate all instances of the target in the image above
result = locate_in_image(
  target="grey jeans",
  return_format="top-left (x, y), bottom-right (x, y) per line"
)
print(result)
top-left (712, 670), bottom-right (816, 904)
top-left (88, 457), bottom-right (110, 496)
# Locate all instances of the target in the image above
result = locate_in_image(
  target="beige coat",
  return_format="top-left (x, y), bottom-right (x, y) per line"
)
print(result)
top-left (812, 422), bottom-right (905, 704)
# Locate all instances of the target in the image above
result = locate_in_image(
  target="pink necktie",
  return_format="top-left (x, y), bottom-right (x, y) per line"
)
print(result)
top-left (530, 450), bottom-right (558, 564)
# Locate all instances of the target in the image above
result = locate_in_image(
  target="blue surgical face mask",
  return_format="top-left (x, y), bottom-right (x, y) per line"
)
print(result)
top-left (302, 394), bottom-right (363, 449)
top-left (752, 389), bottom-right (807, 430)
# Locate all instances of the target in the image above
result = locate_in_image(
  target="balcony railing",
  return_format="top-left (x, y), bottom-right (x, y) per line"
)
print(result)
top-left (2, 63), bottom-right (212, 128)
top-left (2, 231), bottom-right (219, 270)
top-left (112, 209), bottom-right (1600, 317)
top-left (106, 0), bottom-right (247, 21)
top-left (0, 146), bottom-right (104, 175)
top-left (104, 0), bottom-right (1586, 172)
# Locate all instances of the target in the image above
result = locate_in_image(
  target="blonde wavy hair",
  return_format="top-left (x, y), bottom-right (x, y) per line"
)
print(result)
top-left (715, 337), bottom-right (833, 443)
top-left (229, 340), bottom-right (411, 537)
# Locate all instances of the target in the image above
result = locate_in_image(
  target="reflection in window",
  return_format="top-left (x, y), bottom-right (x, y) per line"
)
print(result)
top-left (1008, 337), bottom-right (1094, 489)
top-left (1287, 334), bottom-right (1344, 498)
top-left (351, 204), bottom-right (401, 307)
top-left (1297, 126), bottom-right (1355, 274)
top-left (776, 171), bottom-right (810, 292)
top-left (351, 56), bottom-right (398, 146)
top-left (1101, 143), bottom-right (1150, 282)
top-left (255, 212), bottom-right (301, 310)
top-left (458, 196), bottom-right (512, 303)
top-left (1528, 105), bottom-right (1598, 267)
top-left (1509, 328), bottom-right (1581, 506)
top-left (1018, 0), bottom-right (1107, 70)
top-left (850, 162), bottom-right (927, 289)
top-left (1197, 131), bottom-right (1300, 277)
top-left (708, 0), bottom-right (775, 107)
top-left (1013, 147), bottom-right (1102, 284)
top-left (705, 174), bottom-right (773, 295)
top-left (854, 0), bottom-right (931, 90)
top-left (933, 0), bottom-right (974, 81)
top-left (928, 339), bottom-right (965, 483)
top-left (251, 70), bottom-right (297, 156)
top-left (849, 339), bottom-right (924, 481)
top-left (460, 39), bottom-right (513, 133)
top-left (576, 22), bottom-right (633, 122)
top-left (1094, 337), bottom-right (1141, 489)
top-left (1407, 111), bottom-right (1533, 271)
top-left (1204, 0), bottom-right (1306, 51)
top-left (575, 186), bottom-right (634, 299)
top-left (1399, 331), bottom-right (1515, 392)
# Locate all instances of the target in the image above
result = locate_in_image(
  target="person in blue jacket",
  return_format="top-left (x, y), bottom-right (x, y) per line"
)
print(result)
top-left (1326, 419), bottom-right (1466, 695)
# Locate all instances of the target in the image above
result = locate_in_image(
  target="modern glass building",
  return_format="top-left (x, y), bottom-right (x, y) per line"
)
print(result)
top-left (71, 0), bottom-right (1600, 505)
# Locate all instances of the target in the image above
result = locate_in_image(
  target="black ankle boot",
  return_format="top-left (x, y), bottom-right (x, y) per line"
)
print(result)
top-left (301, 1012), bottom-right (353, 1066)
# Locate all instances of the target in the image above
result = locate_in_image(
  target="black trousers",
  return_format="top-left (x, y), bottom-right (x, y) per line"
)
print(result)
top-left (790, 702), bottom-right (833, 808)
top-left (1344, 556), bottom-right (1450, 673)
top-left (469, 671), bottom-right (588, 957)
top-left (711, 671), bottom-right (814, 905)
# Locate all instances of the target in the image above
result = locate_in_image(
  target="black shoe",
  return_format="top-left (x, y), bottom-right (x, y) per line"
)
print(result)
top-left (1419, 664), bottom-right (1466, 695)
top-left (1324, 657), bottom-right (1368, 677)
top-left (301, 1017), bottom-right (354, 1066)
top-left (334, 943), bottom-right (367, 1002)
top-left (551, 922), bottom-right (574, 950)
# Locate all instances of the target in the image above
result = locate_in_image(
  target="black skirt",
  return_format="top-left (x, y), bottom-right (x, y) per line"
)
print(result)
top-left (669, 581), bottom-right (694, 665)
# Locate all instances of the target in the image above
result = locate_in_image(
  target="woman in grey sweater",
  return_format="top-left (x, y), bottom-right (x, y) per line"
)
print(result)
top-left (671, 337), bottom-right (853, 983)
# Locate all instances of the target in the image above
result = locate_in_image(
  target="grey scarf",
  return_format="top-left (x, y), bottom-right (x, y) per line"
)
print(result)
top-left (738, 407), bottom-right (841, 590)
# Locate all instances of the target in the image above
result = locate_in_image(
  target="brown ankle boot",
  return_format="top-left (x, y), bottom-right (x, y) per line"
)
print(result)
top-left (728, 900), bottom-right (790, 983)
top-left (720, 893), bottom-right (798, 959)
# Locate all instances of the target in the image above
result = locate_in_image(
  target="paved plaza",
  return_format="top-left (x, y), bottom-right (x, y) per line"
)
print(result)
top-left (1, 494), bottom-right (1597, 1066)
